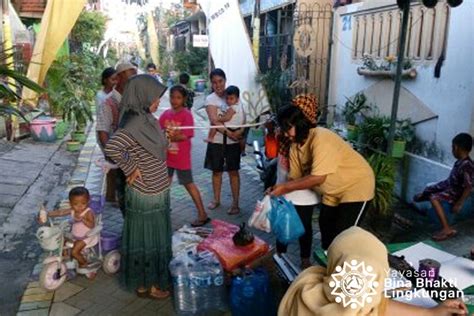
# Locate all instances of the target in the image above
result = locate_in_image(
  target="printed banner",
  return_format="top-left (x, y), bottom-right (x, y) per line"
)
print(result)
top-left (198, 0), bottom-right (270, 122)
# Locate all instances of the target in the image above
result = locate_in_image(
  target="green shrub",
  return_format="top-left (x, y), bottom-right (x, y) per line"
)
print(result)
top-left (367, 153), bottom-right (396, 217)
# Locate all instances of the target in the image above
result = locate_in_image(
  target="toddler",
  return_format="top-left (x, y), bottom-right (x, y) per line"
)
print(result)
top-left (39, 187), bottom-right (96, 270)
top-left (205, 85), bottom-right (241, 143)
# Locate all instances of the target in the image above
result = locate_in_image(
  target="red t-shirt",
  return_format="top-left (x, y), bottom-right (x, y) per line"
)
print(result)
top-left (158, 108), bottom-right (194, 170)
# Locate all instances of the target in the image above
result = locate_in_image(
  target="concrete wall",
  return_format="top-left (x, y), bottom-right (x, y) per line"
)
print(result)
top-left (329, 1), bottom-right (474, 204)
top-left (329, 1), bottom-right (474, 165)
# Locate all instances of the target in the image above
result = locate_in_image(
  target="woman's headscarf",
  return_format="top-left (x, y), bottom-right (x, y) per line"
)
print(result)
top-left (278, 227), bottom-right (389, 316)
top-left (118, 74), bottom-right (168, 161)
top-left (292, 93), bottom-right (318, 125)
top-left (278, 93), bottom-right (319, 157)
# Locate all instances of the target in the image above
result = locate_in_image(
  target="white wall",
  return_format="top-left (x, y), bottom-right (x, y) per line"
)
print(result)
top-left (329, 1), bottom-right (474, 165)
top-left (329, 1), bottom-right (474, 205)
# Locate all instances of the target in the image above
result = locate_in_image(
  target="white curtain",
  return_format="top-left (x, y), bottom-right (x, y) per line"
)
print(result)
top-left (198, 0), bottom-right (270, 122)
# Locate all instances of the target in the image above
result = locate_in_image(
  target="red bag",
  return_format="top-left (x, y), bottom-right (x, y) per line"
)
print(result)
top-left (197, 220), bottom-right (269, 271)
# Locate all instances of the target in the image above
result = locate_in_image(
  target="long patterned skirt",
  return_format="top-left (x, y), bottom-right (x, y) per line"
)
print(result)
top-left (121, 187), bottom-right (172, 291)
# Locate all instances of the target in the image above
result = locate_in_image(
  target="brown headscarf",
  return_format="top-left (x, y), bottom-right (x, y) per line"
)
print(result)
top-left (278, 93), bottom-right (319, 157)
top-left (278, 227), bottom-right (389, 316)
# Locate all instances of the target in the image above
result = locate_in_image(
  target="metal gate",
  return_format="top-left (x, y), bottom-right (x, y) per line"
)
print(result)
top-left (291, 1), bottom-right (333, 121)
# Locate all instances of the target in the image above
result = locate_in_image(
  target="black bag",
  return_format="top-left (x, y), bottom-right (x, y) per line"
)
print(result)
top-left (232, 222), bottom-right (255, 247)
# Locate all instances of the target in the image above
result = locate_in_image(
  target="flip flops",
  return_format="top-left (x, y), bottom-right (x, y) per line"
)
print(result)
top-left (207, 201), bottom-right (220, 210)
top-left (191, 217), bottom-right (211, 227)
top-left (136, 287), bottom-right (170, 300)
top-left (149, 288), bottom-right (170, 300)
top-left (227, 206), bottom-right (240, 215)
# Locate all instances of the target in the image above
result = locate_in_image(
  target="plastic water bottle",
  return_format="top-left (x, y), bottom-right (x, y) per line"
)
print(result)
top-left (210, 260), bottom-right (227, 310)
top-left (170, 251), bottom-right (228, 315)
top-left (170, 257), bottom-right (195, 315)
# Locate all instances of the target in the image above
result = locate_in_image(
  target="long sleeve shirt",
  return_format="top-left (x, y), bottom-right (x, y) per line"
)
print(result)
top-left (105, 129), bottom-right (169, 195)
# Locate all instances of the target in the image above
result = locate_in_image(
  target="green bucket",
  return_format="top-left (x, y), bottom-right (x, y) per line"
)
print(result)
top-left (72, 132), bottom-right (87, 144)
top-left (392, 140), bottom-right (406, 158)
top-left (347, 125), bottom-right (358, 141)
top-left (67, 141), bottom-right (81, 152)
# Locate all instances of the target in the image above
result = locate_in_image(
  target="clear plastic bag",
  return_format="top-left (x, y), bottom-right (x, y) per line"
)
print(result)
top-left (248, 195), bottom-right (272, 233)
top-left (268, 196), bottom-right (305, 244)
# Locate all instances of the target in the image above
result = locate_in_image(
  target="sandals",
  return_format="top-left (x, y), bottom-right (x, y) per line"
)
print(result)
top-left (432, 229), bottom-right (457, 241)
top-left (149, 287), bottom-right (170, 300)
top-left (135, 288), bottom-right (148, 298)
top-left (227, 205), bottom-right (240, 215)
top-left (207, 201), bottom-right (220, 210)
top-left (191, 217), bottom-right (211, 227)
top-left (136, 287), bottom-right (170, 300)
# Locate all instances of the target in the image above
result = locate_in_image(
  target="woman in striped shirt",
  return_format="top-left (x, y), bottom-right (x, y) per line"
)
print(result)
top-left (105, 75), bottom-right (171, 299)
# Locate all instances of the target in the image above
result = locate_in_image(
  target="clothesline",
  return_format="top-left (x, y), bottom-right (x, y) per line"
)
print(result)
top-left (169, 122), bottom-right (265, 130)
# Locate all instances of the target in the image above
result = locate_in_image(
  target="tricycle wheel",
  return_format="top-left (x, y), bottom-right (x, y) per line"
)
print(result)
top-left (103, 250), bottom-right (120, 275)
top-left (39, 262), bottom-right (67, 291)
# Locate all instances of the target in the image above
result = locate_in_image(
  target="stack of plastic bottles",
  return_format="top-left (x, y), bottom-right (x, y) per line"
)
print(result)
top-left (169, 251), bottom-right (227, 315)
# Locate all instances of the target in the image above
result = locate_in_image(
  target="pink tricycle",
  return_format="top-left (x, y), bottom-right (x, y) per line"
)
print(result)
top-left (36, 214), bottom-right (120, 291)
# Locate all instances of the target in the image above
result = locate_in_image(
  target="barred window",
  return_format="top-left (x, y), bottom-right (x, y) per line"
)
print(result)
top-left (351, 2), bottom-right (450, 62)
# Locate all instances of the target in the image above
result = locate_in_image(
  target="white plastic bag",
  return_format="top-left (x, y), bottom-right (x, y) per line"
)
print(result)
top-left (95, 159), bottom-right (118, 174)
top-left (248, 195), bottom-right (272, 233)
top-left (172, 231), bottom-right (203, 257)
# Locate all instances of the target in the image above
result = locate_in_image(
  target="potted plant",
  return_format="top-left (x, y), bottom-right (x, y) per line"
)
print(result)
top-left (389, 119), bottom-right (415, 158)
top-left (366, 153), bottom-right (396, 231)
top-left (343, 92), bottom-right (370, 141)
top-left (357, 54), bottom-right (417, 79)
top-left (357, 115), bottom-right (390, 151)
top-left (394, 119), bottom-right (415, 157)
top-left (60, 81), bottom-right (93, 147)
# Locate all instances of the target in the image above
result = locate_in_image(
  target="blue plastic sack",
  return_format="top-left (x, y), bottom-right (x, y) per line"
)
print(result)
top-left (268, 196), bottom-right (305, 244)
top-left (230, 268), bottom-right (276, 316)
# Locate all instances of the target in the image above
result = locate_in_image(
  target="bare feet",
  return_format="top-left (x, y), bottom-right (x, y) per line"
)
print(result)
top-left (207, 201), bottom-right (220, 210)
top-left (432, 229), bottom-right (457, 241)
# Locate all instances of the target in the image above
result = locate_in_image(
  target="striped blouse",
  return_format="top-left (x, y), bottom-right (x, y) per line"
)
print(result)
top-left (105, 129), bottom-right (169, 195)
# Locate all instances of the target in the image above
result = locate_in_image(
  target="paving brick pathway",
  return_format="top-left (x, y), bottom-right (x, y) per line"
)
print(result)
top-left (14, 95), bottom-right (474, 316)
top-left (17, 94), bottom-right (320, 315)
